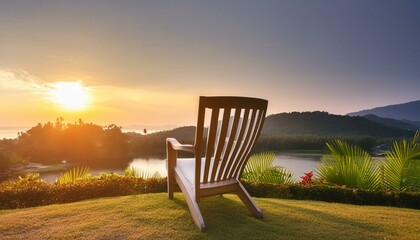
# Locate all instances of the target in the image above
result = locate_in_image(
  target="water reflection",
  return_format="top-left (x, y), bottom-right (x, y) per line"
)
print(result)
top-left (129, 158), bottom-right (167, 177)
top-left (127, 153), bottom-right (322, 181)
top-left (6, 153), bottom-right (322, 183)
top-left (273, 154), bottom-right (321, 181)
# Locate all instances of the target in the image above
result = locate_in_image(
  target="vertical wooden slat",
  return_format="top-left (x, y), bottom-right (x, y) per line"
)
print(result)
top-left (238, 110), bottom-right (266, 179)
top-left (222, 109), bottom-right (250, 179)
top-left (235, 110), bottom-right (265, 178)
top-left (229, 109), bottom-right (258, 179)
top-left (210, 108), bottom-right (231, 182)
top-left (203, 108), bottom-right (220, 184)
top-left (194, 102), bottom-right (205, 200)
top-left (216, 109), bottom-right (241, 181)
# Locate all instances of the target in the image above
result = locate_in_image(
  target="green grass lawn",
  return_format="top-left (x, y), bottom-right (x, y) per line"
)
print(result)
top-left (1, 193), bottom-right (419, 239)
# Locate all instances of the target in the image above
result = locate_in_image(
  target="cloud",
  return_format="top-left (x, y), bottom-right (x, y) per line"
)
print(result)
top-left (0, 69), bottom-right (47, 92)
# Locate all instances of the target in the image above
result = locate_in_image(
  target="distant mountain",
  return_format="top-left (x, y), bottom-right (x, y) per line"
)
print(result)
top-left (361, 114), bottom-right (420, 131)
top-left (348, 100), bottom-right (420, 121)
top-left (261, 111), bottom-right (414, 137)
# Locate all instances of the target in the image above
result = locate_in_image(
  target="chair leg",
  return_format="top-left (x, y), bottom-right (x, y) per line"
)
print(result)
top-left (167, 177), bottom-right (174, 199)
top-left (236, 182), bottom-right (263, 218)
top-left (167, 160), bottom-right (174, 199)
top-left (173, 171), bottom-right (206, 232)
top-left (183, 188), bottom-right (206, 232)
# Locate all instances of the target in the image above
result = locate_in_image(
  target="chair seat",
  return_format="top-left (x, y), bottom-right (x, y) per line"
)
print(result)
top-left (175, 158), bottom-right (240, 198)
top-left (176, 158), bottom-right (221, 185)
top-left (175, 158), bottom-right (198, 185)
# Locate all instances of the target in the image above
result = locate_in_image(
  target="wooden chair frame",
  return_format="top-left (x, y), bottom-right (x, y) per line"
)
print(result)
top-left (167, 96), bottom-right (268, 231)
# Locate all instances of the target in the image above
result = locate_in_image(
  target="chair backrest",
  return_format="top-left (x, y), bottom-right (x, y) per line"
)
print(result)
top-left (194, 96), bottom-right (268, 184)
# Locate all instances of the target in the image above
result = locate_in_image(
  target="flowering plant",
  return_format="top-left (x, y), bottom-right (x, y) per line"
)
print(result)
top-left (300, 171), bottom-right (313, 185)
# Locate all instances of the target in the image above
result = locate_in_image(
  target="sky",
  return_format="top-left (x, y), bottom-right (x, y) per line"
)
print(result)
top-left (1, 0), bottom-right (419, 128)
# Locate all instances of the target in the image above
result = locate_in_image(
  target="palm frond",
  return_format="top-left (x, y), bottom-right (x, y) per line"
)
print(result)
top-left (242, 152), bottom-right (294, 184)
top-left (57, 166), bottom-right (91, 184)
top-left (382, 132), bottom-right (420, 191)
top-left (316, 140), bottom-right (381, 190)
top-left (125, 166), bottom-right (161, 179)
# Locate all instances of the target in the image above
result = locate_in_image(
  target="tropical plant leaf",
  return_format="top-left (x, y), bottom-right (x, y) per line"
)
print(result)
top-left (57, 166), bottom-right (91, 184)
top-left (125, 166), bottom-right (161, 179)
top-left (316, 140), bottom-right (381, 190)
top-left (242, 152), bottom-right (294, 184)
top-left (382, 131), bottom-right (420, 191)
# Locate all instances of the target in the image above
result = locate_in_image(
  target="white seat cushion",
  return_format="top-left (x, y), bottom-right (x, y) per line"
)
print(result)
top-left (176, 158), bottom-right (220, 184)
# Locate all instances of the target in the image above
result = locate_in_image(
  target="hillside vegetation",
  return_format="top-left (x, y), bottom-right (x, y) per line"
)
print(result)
top-left (262, 111), bottom-right (414, 137)
top-left (127, 112), bottom-right (416, 155)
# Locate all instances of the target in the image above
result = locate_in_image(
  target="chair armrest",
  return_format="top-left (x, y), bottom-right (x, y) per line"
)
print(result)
top-left (166, 138), bottom-right (195, 152)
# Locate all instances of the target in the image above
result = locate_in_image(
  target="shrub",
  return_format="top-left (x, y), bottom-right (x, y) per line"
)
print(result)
top-left (1, 177), bottom-right (419, 210)
top-left (316, 140), bottom-right (381, 190)
top-left (242, 181), bottom-right (420, 209)
top-left (0, 175), bottom-right (166, 209)
top-left (242, 152), bottom-right (294, 184)
top-left (381, 131), bottom-right (420, 192)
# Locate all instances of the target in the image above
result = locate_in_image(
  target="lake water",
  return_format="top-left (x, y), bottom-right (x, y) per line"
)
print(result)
top-left (5, 153), bottom-right (321, 183)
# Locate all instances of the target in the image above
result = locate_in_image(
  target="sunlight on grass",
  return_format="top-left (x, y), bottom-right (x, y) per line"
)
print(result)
top-left (0, 193), bottom-right (419, 239)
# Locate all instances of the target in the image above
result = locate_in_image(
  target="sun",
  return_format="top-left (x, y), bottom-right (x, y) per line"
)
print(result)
top-left (49, 81), bottom-right (90, 111)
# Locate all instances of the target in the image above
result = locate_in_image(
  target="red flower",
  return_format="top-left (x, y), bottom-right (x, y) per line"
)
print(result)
top-left (300, 171), bottom-right (313, 185)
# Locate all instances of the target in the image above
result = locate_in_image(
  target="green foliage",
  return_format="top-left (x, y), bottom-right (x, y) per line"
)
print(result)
top-left (0, 175), bottom-right (166, 209)
top-left (16, 173), bottom-right (46, 185)
top-left (0, 150), bottom-right (12, 171)
top-left (1, 174), bottom-right (419, 210)
top-left (0, 139), bottom-right (21, 171)
top-left (255, 135), bottom-right (384, 152)
top-left (16, 119), bottom-right (130, 165)
top-left (262, 111), bottom-right (414, 138)
top-left (242, 152), bottom-right (295, 184)
top-left (382, 131), bottom-right (420, 191)
top-left (242, 181), bottom-right (420, 209)
top-left (124, 166), bottom-right (161, 179)
top-left (56, 166), bottom-right (91, 184)
top-left (316, 140), bottom-right (381, 190)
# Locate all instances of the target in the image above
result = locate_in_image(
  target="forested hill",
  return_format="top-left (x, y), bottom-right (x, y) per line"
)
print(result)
top-left (138, 112), bottom-right (415, 140)
top-left (126, 112), bottom-right (416, 155)
top-left (261, 111), bottom-right (414, 137)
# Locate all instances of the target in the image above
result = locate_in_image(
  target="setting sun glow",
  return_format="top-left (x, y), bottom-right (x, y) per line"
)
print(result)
top-left (49, 81), bottom-right (90, 111)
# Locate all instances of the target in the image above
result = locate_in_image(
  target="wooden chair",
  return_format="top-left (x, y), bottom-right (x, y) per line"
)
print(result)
top-left (166, 96), bottom-right (268, 231)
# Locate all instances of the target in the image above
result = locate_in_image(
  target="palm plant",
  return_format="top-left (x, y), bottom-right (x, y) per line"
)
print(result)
top-left (316, 140), bottom-right (381, 190)
top-left (242, 152), bottom-right (295, 184)
top-left (382, 132), bottom-right (420, 192)
top-left (57, 166), bottom-right (91, 184)
top-left (124, 166), bottom-right (161, 179)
